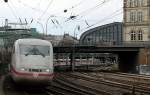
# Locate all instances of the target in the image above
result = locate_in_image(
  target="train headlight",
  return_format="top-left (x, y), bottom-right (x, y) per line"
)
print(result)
top-left (45, 69), bottom-right (50, 72)
top-left (20, 68), bottom-right (25, 71)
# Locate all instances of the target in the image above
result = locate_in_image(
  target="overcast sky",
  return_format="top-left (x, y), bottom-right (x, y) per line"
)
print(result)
top-left (0, 0), bottom-right (123, 38)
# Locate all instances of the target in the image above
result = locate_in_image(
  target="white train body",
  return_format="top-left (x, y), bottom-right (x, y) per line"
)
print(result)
top-left (10, 38), bottom-right (53, 85)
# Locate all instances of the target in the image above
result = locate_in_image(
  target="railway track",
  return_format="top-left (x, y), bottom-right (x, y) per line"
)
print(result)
top-left (47, 76), bottom-right (112, 95)
top-left (3, 72), bottom-right (150, 95)
top-left (3, 74), bottom-right (112, 95)
top-left (101, 72), bottom-right (150, 81)
top-left (67, 72), bottom-right (150, 94)
top-left (22, 88), bottom-right (52, 95)
top-left (3, 74), bottom-right (104, 95)
top-left (84, 72), bottom-right (150, 87)
top-left (48, 81), bottom-right (91, 95)
top-left (58, 73), bottom-right (131, 95)
top-left (3, 75), bottom-right (53, 95)
top-left (3, 75), bottom-right (21, 95)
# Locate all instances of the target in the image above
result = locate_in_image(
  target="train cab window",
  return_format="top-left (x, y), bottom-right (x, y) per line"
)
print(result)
top-left (20, 45), bottom-right (50, 57)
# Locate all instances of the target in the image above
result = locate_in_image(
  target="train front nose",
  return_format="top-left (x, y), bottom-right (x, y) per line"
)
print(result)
top-left (13, 72), bottom-right (54, 86)
top-left (12, 67), bottom-right (54, 86)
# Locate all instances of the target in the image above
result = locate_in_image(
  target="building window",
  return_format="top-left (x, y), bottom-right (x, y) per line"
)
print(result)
top-left (137, 11), bottom-right (143, 22)
top-left (130, 12), bottom-right (134, 21)
top-left (129, 0), bottom-right (139, 7)
top-left (134, 0), bottom-right (138, 6)
top-left (87, 38), bottom-right (91, 41)
top-left (129, 0), bottom-right (134, 7)
top-left (130, 11), bottom-right (136, 22)
top-left (131, 30), bottom-right (136, 40)
top-left (138, 30), bottom-right (143, 40)
top-left (138, 0), bottom-right (144, 6)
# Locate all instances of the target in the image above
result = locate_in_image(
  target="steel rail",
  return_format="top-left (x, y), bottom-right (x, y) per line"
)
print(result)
top-left (56, 74), bottom-right (112, 95)
top-left (63, 72), bottom-right (150, 94)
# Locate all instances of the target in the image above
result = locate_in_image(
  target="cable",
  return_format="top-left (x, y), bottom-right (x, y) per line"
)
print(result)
top-left (35, 0), bottom-right (88, 20)
top-left (38, 0), bottom-right (54, 20)
top-left (78, 0), bottom-right (111, 16)
top-left (7, 3), bottom-right (18, 19)
top-left (81, 0), bottom-right (123, 18)
top-left (36, 0), bottom-right (42, 8)
top-left (46, 0), bottom-right (122, 36)
top-left (81, 8), bottom-right (123, 31)
top-left (17, 0), bottom-right (44, 13)
top-left (65, 0), bottom-right (111, 22)
top-left (63, 0), bottom-right (86, 12)
top-left (71, 0), bottom-right (85, 9)
top-left (64, 0), bottom-right (122, 30)
top-left (9, 0), bottom-right (21, 18)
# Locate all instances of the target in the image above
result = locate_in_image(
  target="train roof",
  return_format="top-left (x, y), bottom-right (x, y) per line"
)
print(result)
top-left (15, 38), bottom-right (52, 46)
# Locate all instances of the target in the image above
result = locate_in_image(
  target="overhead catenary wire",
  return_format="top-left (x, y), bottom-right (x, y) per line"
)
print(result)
top-left (71, 0), bottom-right (86, 9)
top-left (7, 0), bottom-right (32, 29)
top-left (39, 0), bottom-right (88, 18)
top-left (7, 3), bottom-right (18, 20)
top-left (50, 0), bottom-right (122, 36)
top-left (63, 0), bottom-right (87, 13)
top-left (27, 0), bottom-right (88, 21)
top-left (1, 0), bottom-right (123, 36)
top-left (17, 0), bottom-right (44, 13)
top-left (65, 0), bottom-right (111, 22)
top-left (79, 0), bottom-right (123, 18)
top-left (81, 8), bottom-right (123, 31)
top-left (45, 0), bottom-right (122, 36)
top-left (15, 0), bottom-right (110, 20)
top-left (63, 0), bottom-right (122, 27)
top-left (78, 0), bottom-right (111, 17)
top-left (17, 0), bottom-right (44, 24)
top-left (9, 0), bottom-right (20, 14)
top-left (35, 0), bottom-right (42, 8)
top-left (5, 0), bottom-right (34, 26)
top-left (53, 0), bottom-right (122, 36)
top-left (9, 0), bottom-right (24, 23)
top-left (15, 0), bottom-right (110, 23)
top-left (38, 0), bottom-right (54, 20)
top-left (45, 0), bottom-right (117, 24)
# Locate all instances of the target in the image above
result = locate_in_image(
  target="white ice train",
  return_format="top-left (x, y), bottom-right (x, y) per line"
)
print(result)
top-left (10, 38), bottom-right (53, 85)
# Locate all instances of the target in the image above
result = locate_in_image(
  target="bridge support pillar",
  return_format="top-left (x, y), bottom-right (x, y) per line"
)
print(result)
top-left (70, 53), bottom-right (75, 71)
top-left (137, 48), bottom-right (150, 74)
top-left (138, 48), bottom-right (150, 65)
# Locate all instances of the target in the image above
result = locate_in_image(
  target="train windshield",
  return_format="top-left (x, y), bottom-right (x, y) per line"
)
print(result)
top-left (20, 45), bottom-right (50, 57)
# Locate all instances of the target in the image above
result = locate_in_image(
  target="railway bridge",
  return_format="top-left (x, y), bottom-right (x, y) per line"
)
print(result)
top-left (54, 45), bottom-right (150, 73)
